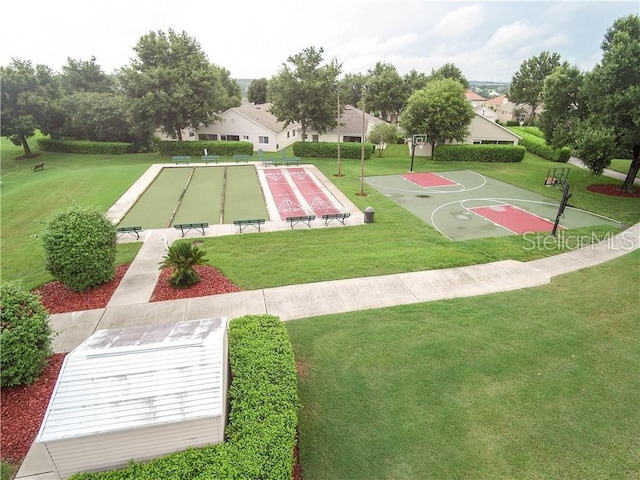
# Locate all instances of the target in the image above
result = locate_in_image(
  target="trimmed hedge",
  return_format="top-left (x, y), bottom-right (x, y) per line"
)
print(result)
top-left (158, 141), bottom-right (253, 156)
top-left (292, 141), bottom-right (375, 159)
top-left (433, 144), bottom-right (526, 162)
top-left (37, 139), bottom-right (133, 155)
top-left (70, 314), bottom-right (299, 480)
top-left (509, 127), bottom-right (571, 163)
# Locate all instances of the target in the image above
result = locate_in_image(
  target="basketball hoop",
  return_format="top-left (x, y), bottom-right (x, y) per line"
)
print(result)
top-left (417, 140), bottom-right (424, 150)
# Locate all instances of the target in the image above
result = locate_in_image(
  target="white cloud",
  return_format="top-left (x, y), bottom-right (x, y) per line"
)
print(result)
top-left (434, 4), bottom-right (485, 39)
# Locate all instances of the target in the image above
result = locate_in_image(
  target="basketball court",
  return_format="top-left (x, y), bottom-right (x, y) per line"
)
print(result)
top-left (365, 169), bottom-right (623, 241)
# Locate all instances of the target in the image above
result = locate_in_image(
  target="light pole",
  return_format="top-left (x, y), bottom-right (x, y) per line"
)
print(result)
top-left (358, 86), bottom-right (367, 196)
top-left (336, 86), bottom-right (342, 177)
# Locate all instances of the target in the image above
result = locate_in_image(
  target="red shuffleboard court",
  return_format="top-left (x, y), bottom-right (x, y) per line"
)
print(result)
top-left (402, 172), bottom-right (457, 187)
top-left (263, 171), bottom-right (305, 219)
top-left (470, 204), bottom-right (559, 234)
top-left (286, 168), bottom-right (340, 216)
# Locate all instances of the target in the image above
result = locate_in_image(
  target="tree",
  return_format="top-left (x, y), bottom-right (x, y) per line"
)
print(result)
top-left (268, 46), bottom-right (341, 141)
top-left (510, 51), bottom-right (563, 124)
top-left (427, 63), bottom-right (469, 90)
top-left (119, 29), bottom-right (229, 140)
top-left (368, 123), bottom-right (398, 157)
top-left (0, 59), bottom-right (62, 156)
top-left (400, 79), bottom-right (475, 154)
top-left (217, 66), bottom-right (242, 110)
top-left (60, 56), bottom-right (114, 94)
top-left (248, 78), bottom-right (268, 104)
top-left (338, 72), bottom-right (368, 108)
top-left (366, 62), bottom-right (405, 121)
top-left (403, 69), bottom-right (429, 100)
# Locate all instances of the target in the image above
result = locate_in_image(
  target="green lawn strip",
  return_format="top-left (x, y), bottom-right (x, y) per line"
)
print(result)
top-left (286, 250), bottom-right (640, 480)
top-left (172, 166), bottom-right (224, 225)
top-left (222, 165), bottom-right (269, 222)
top-left (609, 158), bottom-right (634, 176)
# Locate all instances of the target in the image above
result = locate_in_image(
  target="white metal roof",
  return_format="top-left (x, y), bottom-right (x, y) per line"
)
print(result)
top-left (37, 318), bottom-right (227, 442)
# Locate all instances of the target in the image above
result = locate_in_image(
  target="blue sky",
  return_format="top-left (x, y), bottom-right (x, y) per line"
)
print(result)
top-left (1, 1), bottom-right (638, 82)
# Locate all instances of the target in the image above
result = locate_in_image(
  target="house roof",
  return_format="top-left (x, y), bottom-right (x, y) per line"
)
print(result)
top-left (325, 105), bottom-right (386, 135)
top-left (465, 90), bottom-right (487, 102)
top-left (225, 103), bottom-right (296, 134)
top-left (485, 95), bottom-right (508, 107)
top-left (474, 112), bottom-right (522, 139)
top-left (37, 318), bottom-right (228, 442)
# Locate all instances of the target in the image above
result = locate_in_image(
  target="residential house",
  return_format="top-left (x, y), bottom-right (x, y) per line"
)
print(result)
top-left (465, 90), bottom-right (488, 108)
top-left (485, 95), bottom-right (542, 124)
top-left (307, 104), bottom-right (388, 144)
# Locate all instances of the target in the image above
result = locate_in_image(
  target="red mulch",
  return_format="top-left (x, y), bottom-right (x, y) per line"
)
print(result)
top-left (8, 265), bottom-right (302, 477)
top-left (587, 184), bottom-right (640, 198)
top-left (0, 353), bottom-right (66, 464)
top-left (150, 265), bottom-right (242, 302)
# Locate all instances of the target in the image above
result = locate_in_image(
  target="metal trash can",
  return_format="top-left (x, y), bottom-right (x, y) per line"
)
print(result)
top-left (364, 206), bottom-right (374, 224)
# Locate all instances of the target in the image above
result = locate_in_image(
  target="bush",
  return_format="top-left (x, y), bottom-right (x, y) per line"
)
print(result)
top-left (70, 314), bottom-right (299, 480)
top-left (37, 139), bottom-right (133, 155)
top-left (41, 205), bottom-right (117, 292)
top-left (0, 281), bottom-right (53, 387)
top-left (434, 144), bottom-right (526, 162)
top-left (158, 141), bottom-right (253, 156)
top-left (158, 242), bottom-right (208, 288)
top-left (292, 141), bottom-right (375, 159)
top-left (509, 128), bottom-right (571, 163)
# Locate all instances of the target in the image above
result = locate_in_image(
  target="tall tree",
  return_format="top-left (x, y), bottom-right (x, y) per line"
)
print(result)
top-left (337, 72), bottom-right (368, 108)
top-left (217, 67), bottom-right (242, 110)
top-left (403, 69), bottom-right (429, 101)
top-left (119, 29), bottom-right (228, 140)
top-left (0, 59), bottom-right (62, 156)
top-left (427, 63), bottom-right (469, 90)
top-left (366, 62), bottom-right (405, 121)
top-left (248, 78), bottom-right (268, 104)
top-left (60, 56), bottom-right (113, 94)
top-left (400, 78), bottom-right (475, 154)
top-left (268, 46), bottom-right (341, 141)
top-left (510, 51), bottom-right (563, 124)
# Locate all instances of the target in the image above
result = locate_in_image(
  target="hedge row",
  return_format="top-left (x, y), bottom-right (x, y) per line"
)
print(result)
top-left (37, 139), bottom-right (133, 155)
top-left (509, 128), bottom-right (571, 163)
top-left (71, 314), bottom-right (299, 480)
top-left (158, 140), bottom-right (253, 156)
top-left (292, 141), bottom-right (375, 159)
top-left (434, 144), bottom-right (526, 162)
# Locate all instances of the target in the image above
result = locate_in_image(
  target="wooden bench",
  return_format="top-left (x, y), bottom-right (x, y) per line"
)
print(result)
top-left (233, 154), bottom-right (251, 163)
top-left (201, 155), bottom-right (220, 164)
top-left (286, 215), bottom-right (316, 228)
top-left (116, 226), bottom-right (144, 239)
top-left (172, 155), bottom-right (191, 164)
top-left (33, 162), bottom-right (45, 172)
top-left (233, 218), bottom-right (265, 232)
top-left (173, 222), bottom-right (209, 237)
top-left (321, 212), bottom-right (351, 225)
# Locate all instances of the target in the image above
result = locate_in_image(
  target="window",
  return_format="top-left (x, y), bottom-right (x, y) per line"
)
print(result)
top-left (259, 136), bottom-right (269, 144)
top-left (287, 131), bottom-right (290, 138)
top-left (312, 135), bottom-right (319, 142)
top-left (242, 135), bottom-right (249, 140)
top-left (198, 134), bottom-right (218, 141)
top-left (189, 130), bottom-right (195, 138)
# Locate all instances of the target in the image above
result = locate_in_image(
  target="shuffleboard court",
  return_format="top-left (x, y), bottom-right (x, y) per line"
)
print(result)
top-left (173, 167), bottom-right (224, 225)
top-left (263, 170), bottom-right (306, 219)
top-left (287, 168), bottom-right (341, 216)
top-left (222, 165), bottom-right (269, 222)
top-left (366, 170), bottom-right (624, 241)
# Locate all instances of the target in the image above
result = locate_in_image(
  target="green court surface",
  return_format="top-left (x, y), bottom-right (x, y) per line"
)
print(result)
top-left (117, 166), bottom-right (268, 229)
top-left (366, 170), bottom-right (624, 241)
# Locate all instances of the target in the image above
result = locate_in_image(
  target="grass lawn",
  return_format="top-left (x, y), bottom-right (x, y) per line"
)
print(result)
top-left (2, 140), bottom-right (639, 290)
top-left (287, 250), bottom-right (640, 479)
top-left (609, 158), bottom-right (636, 178)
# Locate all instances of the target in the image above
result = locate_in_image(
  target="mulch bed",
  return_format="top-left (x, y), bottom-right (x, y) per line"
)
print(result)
top-left (150, 265), bottom-right (242, 302)
top-left (587, 184), bottom-right (640, 198)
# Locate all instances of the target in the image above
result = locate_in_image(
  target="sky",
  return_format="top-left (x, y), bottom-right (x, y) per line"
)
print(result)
top-left (1, 1), bottom-right (638, 83)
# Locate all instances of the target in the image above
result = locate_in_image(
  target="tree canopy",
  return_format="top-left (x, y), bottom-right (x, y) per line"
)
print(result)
top-left (268, 46), bottom-right (341, 140)
top-left (400, 78), bottom-right (475, 152)
top-left (119, 29), bottom-right (235, 141)
top-left (248, 78), bottom-right (268, 104)
top-left (365, 62), bottom-right (405, 121)
top-left (427, 63), bottom-right (470, 90)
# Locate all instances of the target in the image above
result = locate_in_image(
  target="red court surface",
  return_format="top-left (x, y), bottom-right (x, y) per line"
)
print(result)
top-left (263, 168), bottom-right (341, 220)
top-left (470, 205), bottom-right (559, 234)
top-left (402, 172), bottom-right (457, 187)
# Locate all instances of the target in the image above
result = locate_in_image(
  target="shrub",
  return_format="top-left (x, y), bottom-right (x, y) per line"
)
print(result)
top-left (70, 314), bottom-right (299, 480)
top-left (41, 205), bottom-right (117, 292)
top-left (158, 141), bottom-right (253, 156)
top-left (37, 138), bottom-right (133, 155)
top-left (158, 242), bottom-right (208, 288)
top-left (0, 281), bottom-right (53, 387)
top-left (509, 128), bottom-right (571, 163)
top-left (434, 144), bottom-right (526, 162)
top-left (292, 141), bottom-right (375, 159)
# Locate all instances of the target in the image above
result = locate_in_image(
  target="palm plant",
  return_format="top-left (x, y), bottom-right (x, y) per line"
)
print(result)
top-left (159, 241), bottom-right (208, 288)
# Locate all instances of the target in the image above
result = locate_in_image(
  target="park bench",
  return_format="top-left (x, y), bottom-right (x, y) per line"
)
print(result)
top-left (173, 222), bottom-right (209, 237)
top-left (280, 149), bottom-right (301, 166)
top-left (286, 215), bottom-right (316, 228)
top-left (201, 155), bottom-right (220, 164)
top-left (116, 226), bottom-right (144, 239)
top-left (172, 156), bottom-right (191, 164)
top-left (33, 162), bottom-right (45, 172)
top-left (233, 154), bottom-right (251, 163)
top-left (233, 218), bottom-right (265, 232)
top-left (258, 149), bottom-right (278, 167)
top-left (321, 212), bottom-right (351, 225)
